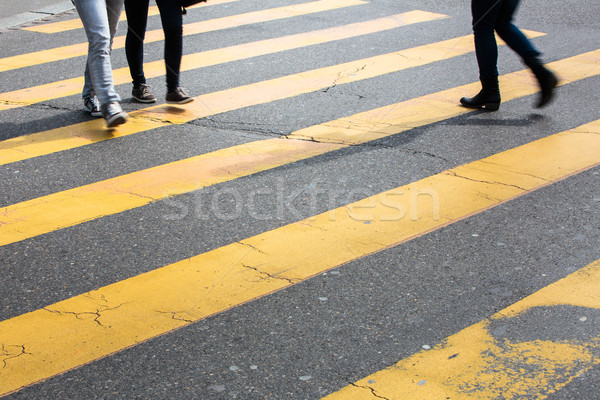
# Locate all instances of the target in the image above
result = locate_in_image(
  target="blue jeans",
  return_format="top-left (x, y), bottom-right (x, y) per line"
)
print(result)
top-left (74, 0), bottom-right (123, 105)
top-left (471, 0), bottom-right (540, 80)
top-left (124, 0), bottom-right (183, 92)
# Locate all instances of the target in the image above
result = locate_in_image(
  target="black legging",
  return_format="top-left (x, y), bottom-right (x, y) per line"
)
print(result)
top-left (471, 0), bottom-right (540, 80)
top-left (124, 0), bottom-right (183, 92)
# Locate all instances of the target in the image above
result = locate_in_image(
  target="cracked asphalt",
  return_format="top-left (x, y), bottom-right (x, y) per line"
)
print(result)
top-left (1, 0), bottom-right (600, 399)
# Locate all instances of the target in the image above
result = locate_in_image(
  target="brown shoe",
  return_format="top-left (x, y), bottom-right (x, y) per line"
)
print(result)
top-left (132, 84), bottom-right (157, 103)
top-left (166, 87), bottom-right (193, 104)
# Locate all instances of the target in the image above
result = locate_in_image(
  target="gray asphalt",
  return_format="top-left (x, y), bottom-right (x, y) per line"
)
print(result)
top-left (1, 0), bottom-right (599, 399)
top-left (0, 0), bottom-right (74, 30)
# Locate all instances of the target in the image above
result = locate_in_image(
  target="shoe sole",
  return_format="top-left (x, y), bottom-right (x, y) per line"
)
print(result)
top-left (459, 100), bottom-right (500, 112)
top-left (166, 97), bottom-right (194, 105)
top-left (105, 112), bottom-right (128, 128)
top-left (83, 107), bottom-right (103, 118)
top-left (132, 96), bottom-right (157, 103)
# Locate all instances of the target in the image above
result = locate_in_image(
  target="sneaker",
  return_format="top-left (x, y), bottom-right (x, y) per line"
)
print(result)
top-left (132, 83), bottom-right (157, 103)
top-left (83, 95), bottom-right (102, 117)
top-left (166, 87), bottom-right (193, 104)
top-left (102, 101), bottom-right (128, 128)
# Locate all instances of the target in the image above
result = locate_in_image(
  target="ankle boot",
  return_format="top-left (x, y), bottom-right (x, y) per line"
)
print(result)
top-left (525, 56), bottom-right (558, 108)
top-left (460, 76), bottom-right (501, 111)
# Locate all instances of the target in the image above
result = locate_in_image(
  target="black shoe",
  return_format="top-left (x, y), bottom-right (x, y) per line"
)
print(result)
top-left (460, 76), bottom-right (501, 111)
top-left (525, 57), bottom-right (558, 108)
top-left (166, 87), bottom-right (193, 104)
top-left (534, 67), bottom-right (558, 108)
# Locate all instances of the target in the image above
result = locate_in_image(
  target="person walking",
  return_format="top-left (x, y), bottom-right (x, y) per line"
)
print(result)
top-left (124, 0), bottom-right (193, 105)
top-left (460, 0), bottom-right (558, 111)
top-left (73, 0), bottom-right (128, 127)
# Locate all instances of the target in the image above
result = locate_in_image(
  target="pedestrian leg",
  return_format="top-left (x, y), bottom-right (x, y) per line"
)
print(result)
top-left (460, 0), bottom-right (502, 110)
top-left (495, 0), bottom-right (558, 107)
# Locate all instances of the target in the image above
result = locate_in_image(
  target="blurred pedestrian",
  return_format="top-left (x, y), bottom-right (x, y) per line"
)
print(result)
top-left (73, 0), bottom-right (128, 127)
top-left (460, 0), bottom-right (558, 111)
top-left (124, 0), bottom-right (193, 104)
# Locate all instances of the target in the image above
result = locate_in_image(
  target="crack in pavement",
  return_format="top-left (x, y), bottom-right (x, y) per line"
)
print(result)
top-left (445, 170), bottom-right (529, 192)
top-left (43, 303), bottom-right (126, 328)
top-left (237, 241), bottom-right (268, 255)
top-left (129, 115), bottom-right (178, 126)
top-left (322, 65), bottom-right (368, 94)
top-left (0, 99), bottom-right (32, 107)
top-left (0, 344), bottom-right (31, 369)
top-left (475, 190), bottom-right (502, 202)
top-left (319, 89), bottom-right (367, 100)
top-left (281, 133), bottom-right (451, 163)
top-left (478, 160), bottom-right (552, 183)
top-left (189, 118), bottom-right (286, 137)
top-left (399, 148), bottom-right (449, 162)
top-left (114, 190), bottom-right (158, 202)
top-left (331, 368), bottom-right (389, 399)
top-left (241, 263), bottom-right (298, 285)
top-left (26, 102), bottom-right (73, 112)
top-left (155, 310), bottom-right (195, 324)
top-left (346, 380), bottom-right (389, 400)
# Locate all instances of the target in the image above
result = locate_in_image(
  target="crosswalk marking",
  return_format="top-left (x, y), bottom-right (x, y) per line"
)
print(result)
top-left (1, 47), bottom-right (598, 247)
top-left (0, 0), bottom-right (366, 73)
top-left (2, 1), bottom-right (598, 397)
top-left (0, 30), bottom-right (546, 166)
top-left (1, 117), bottom-right (599, 396)
top-left (21, 0), bottom-right (239, 34)
top-left (0, 139), bottom-right (341, 246)
top-left (0, 11), bottom-right (449, 111)
top-left (322, 258), bottom-right (600, 400)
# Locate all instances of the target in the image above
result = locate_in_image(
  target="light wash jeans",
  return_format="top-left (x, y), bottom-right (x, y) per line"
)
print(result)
top-left (73, 0), bottom-right (123, 106)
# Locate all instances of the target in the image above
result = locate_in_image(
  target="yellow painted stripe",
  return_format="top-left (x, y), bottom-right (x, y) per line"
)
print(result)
top-left (0, 139), bottom-right (343, 246)
top-left (21, 0), bottom-right (238, 34)
top-left (1, 45), bottom-right (598, 248)
top-left (0, 30), bottom-right (546, 166)
top-left (1, 118), bottom-right (600, 397)
top-left (323, 259), bottom-right (600, 400)
top-left (0, 11), bottom-right (449, 111)
top-left (0, 0), bottom-right (366, 73)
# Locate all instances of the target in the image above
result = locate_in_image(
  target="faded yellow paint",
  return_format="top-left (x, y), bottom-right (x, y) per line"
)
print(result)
top-left (0, 0), bottom-right (366, 72)
top-left (1, 120), bottom-right (600, 396)
top-left (323, 260), bottom-right (600, 400)
top-left (0, 116), bottom-right (170, 167)
top-left (22, 0), bottom-right (238, 34)
top-left (0, 11), bottom-right (449, 111)
top-left (0, 30), bottom-right (549, 165)
top-left (0, 138), bottom-right (343, 246)
top-left (1, 47), bottom-right (599, 247)
top-left (289, 56), bottom-right (593, 145)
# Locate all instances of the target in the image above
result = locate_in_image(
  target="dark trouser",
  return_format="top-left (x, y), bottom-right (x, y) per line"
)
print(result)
top-left (124, 0), bottom-right (183, 92)
top-left (471, 0), bottom-right (540, 80)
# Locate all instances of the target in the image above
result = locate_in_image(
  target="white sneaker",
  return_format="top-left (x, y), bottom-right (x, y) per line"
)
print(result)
top-left (102, 102), bottom-right (128, 128)
top-left (83, 95), bottom-right (102, 117)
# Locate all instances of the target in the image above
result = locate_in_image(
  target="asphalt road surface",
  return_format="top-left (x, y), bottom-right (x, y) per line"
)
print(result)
top-left (1, 0), bottom-right (599, 399)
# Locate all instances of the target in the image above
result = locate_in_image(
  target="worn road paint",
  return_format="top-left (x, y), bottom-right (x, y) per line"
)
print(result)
top-left (1, 119), bottom-right (600, 396)
top-left (0, 30), bottom-right (547, 166)
top-left (0, 11), bottom-right (449, 111)
top-left (21, 0), bottom-right (239, 34)
top-left (0, 46), bottom-right (597, 248)
top-left (322, 259), bottom-right (600, 400)
top-left (0, 0), bottom-right (366, 72)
